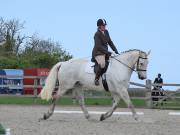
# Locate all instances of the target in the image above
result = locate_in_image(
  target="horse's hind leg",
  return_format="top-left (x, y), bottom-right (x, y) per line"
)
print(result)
top-left (119, 88), bottom-right (138, 120)
top-left (100, 93), bottom-right (120, 121)
top-left (42, 98), bottom-right (57, 120)
top-left (40, 87), bottom-right (67, 121)
top-left (74, 87), bottom-right (90, 119)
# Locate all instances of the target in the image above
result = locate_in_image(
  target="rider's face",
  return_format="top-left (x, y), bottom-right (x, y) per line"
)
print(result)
top-left (99, 25), bottom-right (106, 31)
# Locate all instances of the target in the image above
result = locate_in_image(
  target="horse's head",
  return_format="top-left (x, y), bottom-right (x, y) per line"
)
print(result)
top-left (136, 50), bottom-right (150, 80)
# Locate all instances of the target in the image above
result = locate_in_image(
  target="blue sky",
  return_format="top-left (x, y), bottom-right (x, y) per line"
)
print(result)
top-left (1, 0), bottom-right (180, 90)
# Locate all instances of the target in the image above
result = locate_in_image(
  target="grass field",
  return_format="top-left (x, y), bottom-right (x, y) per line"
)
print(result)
top-left (0, 96), bottom-right (146, 108)
top-left (0, 95), bottom-right (179, 109)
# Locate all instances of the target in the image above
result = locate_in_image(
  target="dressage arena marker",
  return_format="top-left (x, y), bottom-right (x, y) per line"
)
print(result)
top-left (168, 112), bottom-right (180, 116)
top-left (54, 110), bottom-right (144, 115)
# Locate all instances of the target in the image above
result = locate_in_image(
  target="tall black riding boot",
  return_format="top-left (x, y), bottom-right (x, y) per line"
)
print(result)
top-left (94, 65), bottom-right (102, 86)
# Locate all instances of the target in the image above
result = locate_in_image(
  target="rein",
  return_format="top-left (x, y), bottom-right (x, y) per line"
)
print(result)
top-left (111, 56), bottom-right (136, 72)
top-left (111, 54), bottom-right (147, 72)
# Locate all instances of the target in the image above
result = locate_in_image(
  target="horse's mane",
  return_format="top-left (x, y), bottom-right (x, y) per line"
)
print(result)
top-left (120, 49), bottom-right (146, 54)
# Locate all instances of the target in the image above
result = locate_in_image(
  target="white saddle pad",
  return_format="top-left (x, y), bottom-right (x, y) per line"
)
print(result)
top-left (85, 62), bottom-right (95, 74)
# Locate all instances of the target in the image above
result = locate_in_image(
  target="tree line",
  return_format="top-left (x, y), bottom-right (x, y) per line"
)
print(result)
top-left (0, 17), bottom-right (72, 69)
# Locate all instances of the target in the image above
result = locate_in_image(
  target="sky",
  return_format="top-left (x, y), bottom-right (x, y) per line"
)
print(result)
top-left (1, 0), bottom-right (180, 90)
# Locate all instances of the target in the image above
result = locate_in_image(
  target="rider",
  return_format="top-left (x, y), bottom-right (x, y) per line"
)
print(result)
top-left (92, 19), bottom-right (119, 85)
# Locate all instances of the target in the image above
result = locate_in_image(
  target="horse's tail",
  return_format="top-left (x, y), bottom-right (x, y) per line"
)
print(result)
top-left (39, 62), bottom-right (62, 101)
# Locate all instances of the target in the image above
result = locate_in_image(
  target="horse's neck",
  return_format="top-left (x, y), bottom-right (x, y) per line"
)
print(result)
top-left (118, 51), bottom-right (139, 67)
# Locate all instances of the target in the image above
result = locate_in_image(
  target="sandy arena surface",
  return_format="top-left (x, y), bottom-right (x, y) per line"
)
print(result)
top-left (0, 105), bottom-right (180, 135)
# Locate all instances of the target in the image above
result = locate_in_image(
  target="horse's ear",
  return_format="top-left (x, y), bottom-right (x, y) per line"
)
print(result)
top-left (147, 50), bottom-right (151, 56)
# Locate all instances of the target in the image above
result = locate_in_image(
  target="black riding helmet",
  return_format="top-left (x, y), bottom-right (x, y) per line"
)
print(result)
top-left (97, 19), bottom-right (107, 26)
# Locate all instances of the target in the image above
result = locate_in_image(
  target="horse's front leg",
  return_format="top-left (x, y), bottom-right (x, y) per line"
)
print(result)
top-left (100, 94), bottom-right (120, 121)
top-left (75, 88), bottom-right (90, 120)
top-left (120, 87), bottom-right (138, 121)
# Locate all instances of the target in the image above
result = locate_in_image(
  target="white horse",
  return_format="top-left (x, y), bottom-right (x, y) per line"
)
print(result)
top-left (40, 49), bottom-right (150, 121)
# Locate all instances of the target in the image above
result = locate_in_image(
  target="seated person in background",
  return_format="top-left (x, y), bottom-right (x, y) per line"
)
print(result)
top-left (154, 73), bottom-right (163, 89)
top-left (152, 73), bottom-right (164, 103)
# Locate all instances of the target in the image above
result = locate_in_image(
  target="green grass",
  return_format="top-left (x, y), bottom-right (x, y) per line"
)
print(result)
top-left (0, 96), bottom-right (146, 108)
top-left (152, 100), bottom-right (180, 110)
top-left (84, 98), bottom-right (146, 108)
top-left (0, 95), bottom-right (179, 109)
top-left (0, 124), bottom-right (5, 134)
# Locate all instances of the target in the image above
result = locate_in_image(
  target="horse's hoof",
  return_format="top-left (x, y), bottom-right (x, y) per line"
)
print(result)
top-left (43, 114), bottom-right (47, 120)
top-left (85, 114), bottom-right (90, 120)
top-left (39, 118), bottom-right (44, 122)
top-left (100, 114), bottom-right (105, 121)
top-left (133, 114), bottom-right (139, 121)
top-left (134, 117), bottom-right (138, 121)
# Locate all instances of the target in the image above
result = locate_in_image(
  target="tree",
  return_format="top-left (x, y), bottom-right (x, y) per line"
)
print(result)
top-left (0, 17), bottom-right (73, 69)
top-left (0, 17), bottom-right (27, 56)
top-left (20, 35), bottom-right (72, 68)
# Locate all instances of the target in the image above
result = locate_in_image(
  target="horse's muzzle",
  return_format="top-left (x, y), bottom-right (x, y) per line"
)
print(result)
top-left (138, 75), bottom-right (146, 80)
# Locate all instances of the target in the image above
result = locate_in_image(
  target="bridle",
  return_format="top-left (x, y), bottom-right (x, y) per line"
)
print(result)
top-left (136, 56), bottom-right (147, 72)
top-left (111, 52), bottom-right (147, 72)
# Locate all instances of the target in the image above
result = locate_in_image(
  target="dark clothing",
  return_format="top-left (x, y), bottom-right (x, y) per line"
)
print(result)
top-left (154, 77), bottom-right (163, 88)
top-left (152, 77), bottom-right (164, 103)
top-left (92, 29), bottom-right (118, 59)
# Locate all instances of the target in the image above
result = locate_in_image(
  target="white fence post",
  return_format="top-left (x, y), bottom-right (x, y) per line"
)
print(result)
top-left (145, 79), bottom-right (152, 108)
